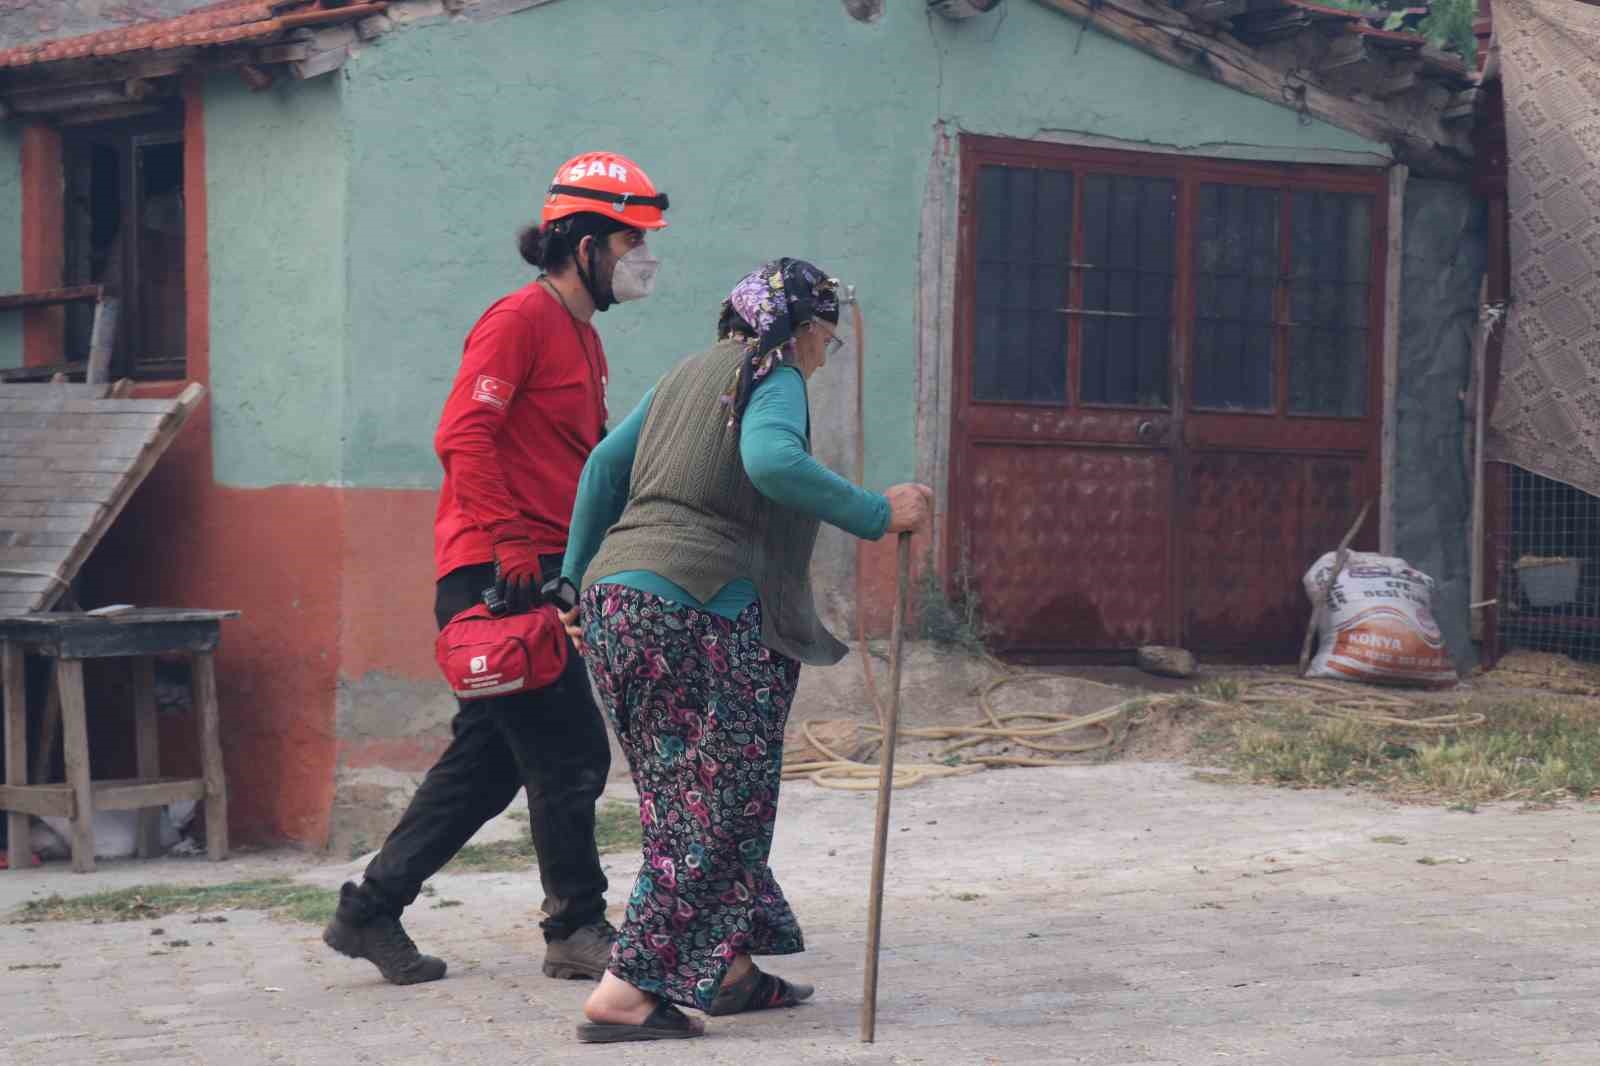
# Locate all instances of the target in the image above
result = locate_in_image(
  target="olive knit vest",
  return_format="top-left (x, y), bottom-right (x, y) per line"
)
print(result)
top-left (582, 340), bottom-right (848, 666)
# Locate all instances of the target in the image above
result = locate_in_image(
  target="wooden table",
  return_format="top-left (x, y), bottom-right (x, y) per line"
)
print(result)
top-left (0, 609), bottom-right (237, 873)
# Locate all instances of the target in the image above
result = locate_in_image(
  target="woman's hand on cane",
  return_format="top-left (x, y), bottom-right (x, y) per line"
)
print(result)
top-left (884, 483), bottom-right (934, 534)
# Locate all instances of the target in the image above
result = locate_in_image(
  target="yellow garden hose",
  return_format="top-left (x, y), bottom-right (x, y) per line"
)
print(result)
top-left (783, 660), bottom-right (1486, 791)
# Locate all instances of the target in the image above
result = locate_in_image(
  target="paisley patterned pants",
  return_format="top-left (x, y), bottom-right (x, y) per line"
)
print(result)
top-left (581, 583), bottom-right (805, 1010)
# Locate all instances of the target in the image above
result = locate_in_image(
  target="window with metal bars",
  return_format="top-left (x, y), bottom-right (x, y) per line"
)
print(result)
top-left (968, 156), bottom-right (1377, 417)
top-left (1078, 174), bottom-right (1175, 409)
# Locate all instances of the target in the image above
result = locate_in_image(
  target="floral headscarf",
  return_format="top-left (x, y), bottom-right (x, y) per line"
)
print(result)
top-left (716, 258), bottom-right (840, 427)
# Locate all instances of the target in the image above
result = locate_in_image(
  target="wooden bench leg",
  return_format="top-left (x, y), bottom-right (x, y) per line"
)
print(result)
top-left (4, 642), bottom-right (28, 873)
top-left (31, 674), bottom-right (60, 787)
top-left (192, 653), bottom-right (228, 861)
top-left (56, 659), bottom-right (95, 874)
top-left (133, 658), bottom-right (161, 859)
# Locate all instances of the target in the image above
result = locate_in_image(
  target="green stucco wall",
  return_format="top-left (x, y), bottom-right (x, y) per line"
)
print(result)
top-left (0, 126), bottom-right (22, 370)
top-left (205, 72), bottom-right (347, 487)
top-left (171, 0), bottom-right (1388, 488)
top-left (310, 0), bottom-right (1384, 492)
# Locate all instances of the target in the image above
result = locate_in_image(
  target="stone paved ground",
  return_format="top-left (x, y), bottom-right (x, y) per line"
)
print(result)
top-left (5, 764), bottom-right (1600, 1065)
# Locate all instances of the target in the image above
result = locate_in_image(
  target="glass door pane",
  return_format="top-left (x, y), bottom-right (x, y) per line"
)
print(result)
top-left (972, 164), bottom-right (1073, 405)
top-left (1192, 182), bottom-right (1279, 412)
top-left (1288, 190), bottom-right (1371, 417)
top-left (1078, 174), bottom-right (1175, 408)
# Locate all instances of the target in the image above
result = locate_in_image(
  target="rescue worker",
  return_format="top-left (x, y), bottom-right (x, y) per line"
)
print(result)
top-left (322, 152), bottom-right (669, 985)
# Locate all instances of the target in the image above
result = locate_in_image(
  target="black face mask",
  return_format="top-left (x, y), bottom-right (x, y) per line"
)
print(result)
top-left (576, 238), bottom-right (617, 313)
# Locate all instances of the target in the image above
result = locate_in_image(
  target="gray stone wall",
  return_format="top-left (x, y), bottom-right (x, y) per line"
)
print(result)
top-left (1395, 178), bottom-right (1487, 672)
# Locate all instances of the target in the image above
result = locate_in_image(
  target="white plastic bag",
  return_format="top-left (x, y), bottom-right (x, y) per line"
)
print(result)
top-left (31, 800), bottom-right (199, 860)
top-left (1303, 551), bottom-right (1456, 688)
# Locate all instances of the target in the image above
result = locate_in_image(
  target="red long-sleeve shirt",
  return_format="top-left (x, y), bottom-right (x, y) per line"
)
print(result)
top-left (433, 281), bottom-right (609, 579)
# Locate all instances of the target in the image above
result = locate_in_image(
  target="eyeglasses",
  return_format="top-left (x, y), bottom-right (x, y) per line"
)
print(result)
top-left (810, 323), bottom-right (843, 356)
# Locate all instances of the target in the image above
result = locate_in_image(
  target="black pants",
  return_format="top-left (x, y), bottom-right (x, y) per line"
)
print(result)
top-left (358, 558), bottom-right (611, 940)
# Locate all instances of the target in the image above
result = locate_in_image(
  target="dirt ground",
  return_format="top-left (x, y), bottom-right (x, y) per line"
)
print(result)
top-left (780, 642), bottom-right (1600, 781)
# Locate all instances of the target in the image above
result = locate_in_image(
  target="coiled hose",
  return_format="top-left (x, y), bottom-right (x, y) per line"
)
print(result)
top-left (816, 296), bottom-right (1480, 792)
top-left (782, 655), bottom-right (1486, 792)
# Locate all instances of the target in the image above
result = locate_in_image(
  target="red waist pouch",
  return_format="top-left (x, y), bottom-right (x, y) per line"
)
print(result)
top-left (435, 603), bottom-right (569, 700)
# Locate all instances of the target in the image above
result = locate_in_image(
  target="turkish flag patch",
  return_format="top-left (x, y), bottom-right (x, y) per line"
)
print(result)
top-left (471, 374), bottom-right (513, 409)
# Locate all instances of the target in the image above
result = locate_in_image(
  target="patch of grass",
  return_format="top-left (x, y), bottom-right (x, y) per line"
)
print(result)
top-left (598, 801), bottom-right (646, 852)
top-left (1201, 677), bottom-right (1243, 703)
top-left (447, 801), bottom-right (641, 873)
top-left (448, 838), bottom-right (535, 871)
top-left (951, 891), bottom-right (984, 902)
top-left (1235, 715), bottom-right (1393, 788)
top-left (1230, 697), bottom-right (1600, 806)
top-left (8, 962), bottom-right (61, 971)
top-left (1370, 835), bottom-right (1408, 845)
top-left (433, 899), bottom-right (463, 909)
top-left (346, 837), bottom-right (370, 861)
top-left (9, 879), bottom-right (336, 927)
top-left (916, 545), bottom-right (991, 655)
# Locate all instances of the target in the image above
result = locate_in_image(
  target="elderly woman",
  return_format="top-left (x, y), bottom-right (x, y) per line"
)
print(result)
top-left (557, 258), bottom-right (930, 1043)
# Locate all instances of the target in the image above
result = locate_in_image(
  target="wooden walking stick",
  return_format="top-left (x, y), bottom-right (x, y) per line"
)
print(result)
top-left (1298, 500), bottom-right (1372, 678)
top-left (860, 530), bottom-right (912, 1043)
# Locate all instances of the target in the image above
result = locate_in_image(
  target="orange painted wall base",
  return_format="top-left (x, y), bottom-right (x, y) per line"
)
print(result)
top-left (81, 454), bottom-right (450, 847)
top-left (79, 427), bottom-right (453, 849)
top-left (855, 531), bottom-right (932, 640)
top-left (81, 424), bottom-right (345, 845)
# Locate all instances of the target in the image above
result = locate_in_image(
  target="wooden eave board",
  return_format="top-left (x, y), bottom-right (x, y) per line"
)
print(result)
top-left (0, 383), bottom-right (205, 616)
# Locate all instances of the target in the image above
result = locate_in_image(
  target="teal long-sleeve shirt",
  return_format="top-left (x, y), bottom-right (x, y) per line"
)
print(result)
top-left (562, 366), bottom-right (891, 620)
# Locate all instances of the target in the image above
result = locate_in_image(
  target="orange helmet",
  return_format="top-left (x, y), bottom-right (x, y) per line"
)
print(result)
top-left (543, 151), bottom-right (669, 231)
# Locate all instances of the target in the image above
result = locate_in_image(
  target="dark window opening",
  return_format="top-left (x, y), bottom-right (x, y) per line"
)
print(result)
top-left (965, 149), bottom-right (1378, 419)
top-left (972, 164), bottom-right (1072, 405)
top-left (1289, 190), bottom-right (1371, 417)
top-left (63, 119), bottom-right (186, 380)
top-left (1193, 183), bottom-right (1279, 412)
top-left (1079, 174), bottom-right (1174, 409)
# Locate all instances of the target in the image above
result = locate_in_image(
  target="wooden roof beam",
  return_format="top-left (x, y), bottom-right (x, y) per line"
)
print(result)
top-left (1187, 0), bottom-right (1251, 23)
top-left (1029, 0), bottom-right (1469, 178)
top-left (5, 79), bottom-right (172, 115)
top-left (0, 52), bottom-right (194, 93)
top-left (54, 102), bottom-right (167, 126)
top-left (1442, 88), bottom-right (1479, 124)
top-left (1317, 30), bottom-right (1368, 74)
top-left (1373, 59), bottom-right (1422, 99)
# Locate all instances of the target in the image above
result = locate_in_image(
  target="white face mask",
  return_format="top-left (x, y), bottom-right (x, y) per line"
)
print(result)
top-left (611, 244), bottom-right (659, 302)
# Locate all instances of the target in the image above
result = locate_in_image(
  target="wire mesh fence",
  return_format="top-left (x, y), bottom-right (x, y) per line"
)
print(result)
top-left (1492, 465), bottom-right (1600, 663)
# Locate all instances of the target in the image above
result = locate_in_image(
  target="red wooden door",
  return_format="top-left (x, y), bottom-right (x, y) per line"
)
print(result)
top-left (951, 136), bottom-right (1383, 659)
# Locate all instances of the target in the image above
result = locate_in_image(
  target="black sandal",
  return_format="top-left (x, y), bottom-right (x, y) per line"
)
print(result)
top-left (706, 966), bottom-right (815, 1017)
top-left (576, 1001), bottom-right (703, 1043)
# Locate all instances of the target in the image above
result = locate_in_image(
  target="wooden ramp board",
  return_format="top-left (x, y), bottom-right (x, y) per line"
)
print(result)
top-left (0, 383), bottom-right (206, 616)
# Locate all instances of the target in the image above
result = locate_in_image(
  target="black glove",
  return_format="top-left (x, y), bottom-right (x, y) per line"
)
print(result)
top-left (489, 524), bottom-right (542, 614)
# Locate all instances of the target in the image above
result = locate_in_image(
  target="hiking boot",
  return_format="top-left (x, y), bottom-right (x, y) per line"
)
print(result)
top-left (542, 920), bottom-right (616, 980)
top-left (323, 881), bottom-right (447, 985)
